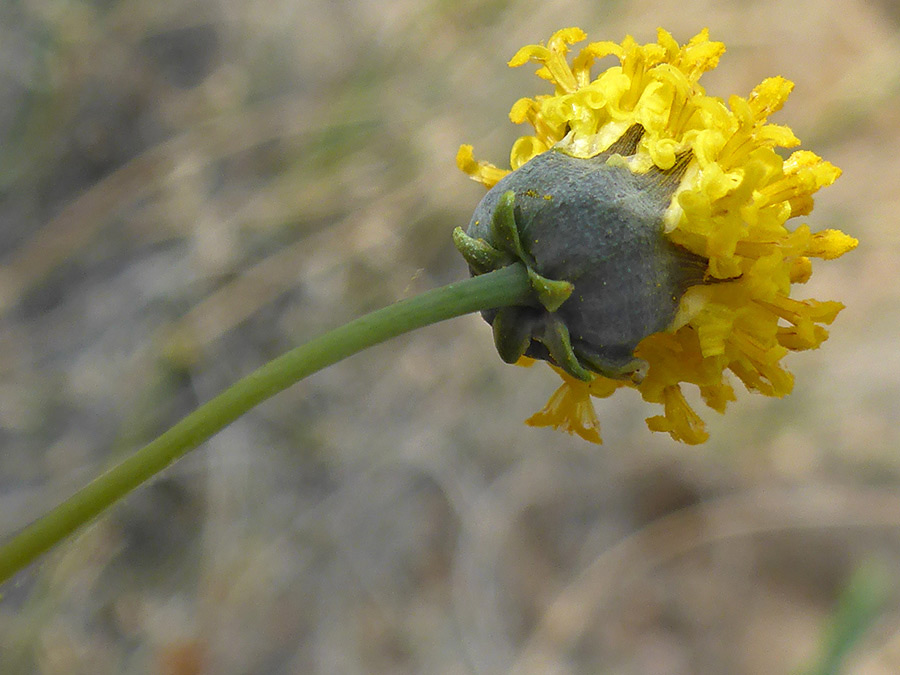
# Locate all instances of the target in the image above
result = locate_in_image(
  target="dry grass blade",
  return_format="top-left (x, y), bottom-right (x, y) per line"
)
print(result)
top-left (511, 487), bottom-right (900, 673)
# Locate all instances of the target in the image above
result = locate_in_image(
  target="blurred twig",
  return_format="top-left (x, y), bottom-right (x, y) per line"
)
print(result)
top-left (511, 487), bottom-right (900, 673)
top-left (799, 560), bottom-right (889, 675)
top-left (0, 99), bottom-right (378, 316)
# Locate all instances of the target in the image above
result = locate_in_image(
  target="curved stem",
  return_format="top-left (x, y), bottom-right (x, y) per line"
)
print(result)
top-left (0, 264), bottom-right (532, 585)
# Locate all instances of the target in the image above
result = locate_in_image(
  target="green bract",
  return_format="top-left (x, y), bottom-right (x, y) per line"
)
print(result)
top-left (454, 137), bottom-right (706, 383)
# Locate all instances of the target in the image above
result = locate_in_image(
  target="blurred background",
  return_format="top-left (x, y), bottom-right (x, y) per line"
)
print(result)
top-left (1, 0), bottom-right (899, 673)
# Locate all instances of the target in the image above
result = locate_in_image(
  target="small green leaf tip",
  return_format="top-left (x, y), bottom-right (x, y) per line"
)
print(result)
top-left (491, 306), bottom-right (534, 364)
top-left (540, 314), bottom-right (595, 381)
top-left (452, 227), bottom-right (508, 274)
top-left (490, 190), bottom-right (531, 263)
top-left (526, 268), bottom-right (573, 313)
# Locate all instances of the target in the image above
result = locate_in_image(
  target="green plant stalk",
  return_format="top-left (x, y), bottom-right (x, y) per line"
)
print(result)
top-left (0, 263), bottom-right (533, 585)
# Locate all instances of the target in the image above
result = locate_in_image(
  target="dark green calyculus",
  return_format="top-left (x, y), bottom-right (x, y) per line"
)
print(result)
top-left (454, 133), bottom-right (706, 383)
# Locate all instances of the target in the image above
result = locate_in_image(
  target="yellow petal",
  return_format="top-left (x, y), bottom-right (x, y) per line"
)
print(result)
top-left (456, 144), bottom-right (510, 188)
top-left (645, 385), bottom-right (709, 444)
top-left (525, 381), bottom-right (604, 444)
top-left (805, 229), bottom-right (859, 259)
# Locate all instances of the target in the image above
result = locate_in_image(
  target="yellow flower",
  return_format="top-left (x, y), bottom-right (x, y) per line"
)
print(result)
top-left (458, 28), bottom-right (857, 444)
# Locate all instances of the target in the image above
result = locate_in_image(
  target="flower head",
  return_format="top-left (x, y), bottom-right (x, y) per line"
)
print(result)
top-left (456, 28), bottom-right (857, 444)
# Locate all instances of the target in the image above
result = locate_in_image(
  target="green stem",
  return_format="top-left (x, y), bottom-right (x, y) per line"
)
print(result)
top-left (0, 264), bottom-right (532, 585)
